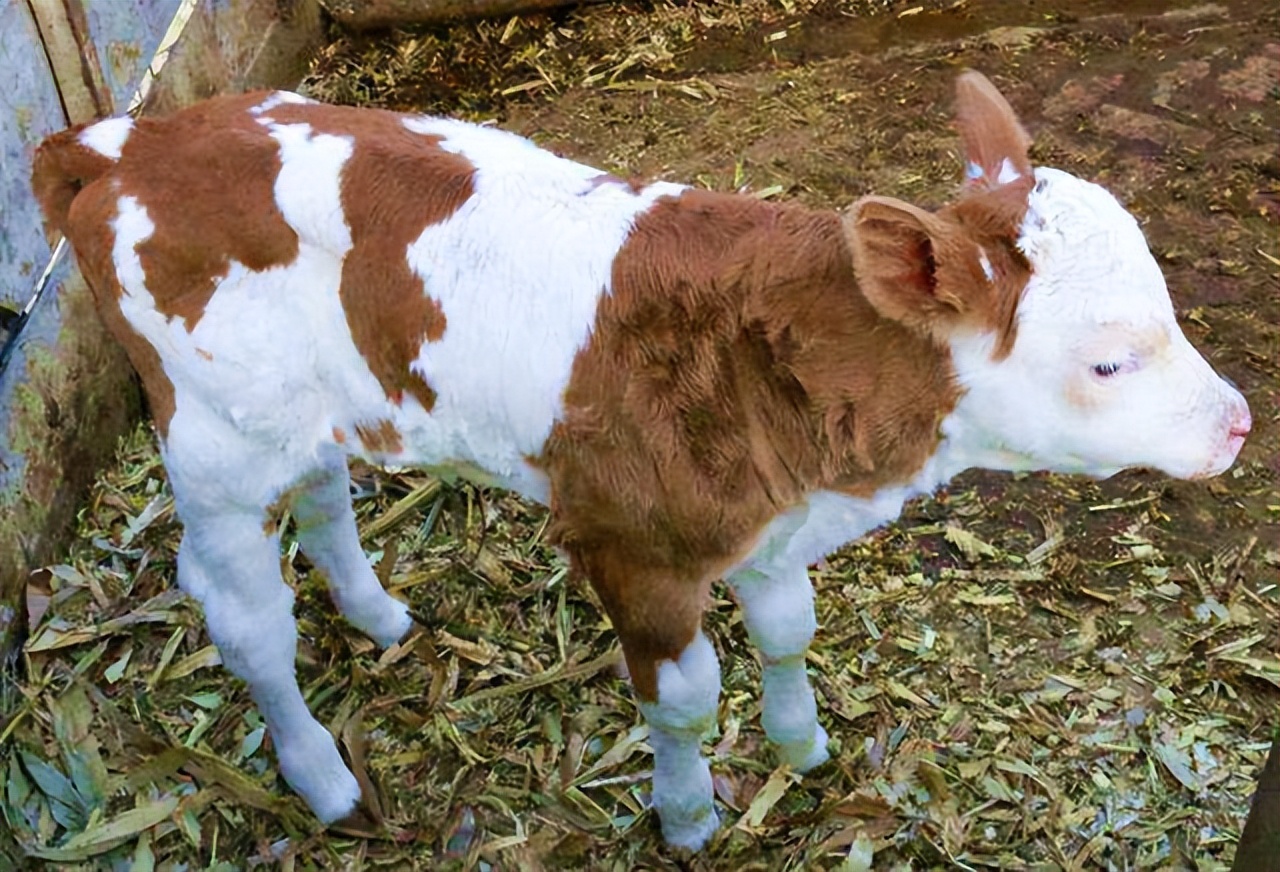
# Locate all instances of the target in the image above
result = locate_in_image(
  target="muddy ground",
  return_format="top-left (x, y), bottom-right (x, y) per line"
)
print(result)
top-left (3, 1), bottom-right (1277, 870)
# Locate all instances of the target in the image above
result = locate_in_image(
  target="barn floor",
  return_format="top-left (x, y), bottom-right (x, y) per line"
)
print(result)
top-left (3, 0), bottom-right (1277, 869)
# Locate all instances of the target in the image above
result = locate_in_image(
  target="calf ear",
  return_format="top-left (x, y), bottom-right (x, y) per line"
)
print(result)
top-left (955, 70), bottom-right (1033, 191)
top-left (844, 195), bottom-right (977, 333)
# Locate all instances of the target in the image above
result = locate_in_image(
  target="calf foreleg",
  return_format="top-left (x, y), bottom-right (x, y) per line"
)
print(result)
top-left (727, 564), bottom-right (830, 771)
top-left (582, 551), bottom-right (722, 850)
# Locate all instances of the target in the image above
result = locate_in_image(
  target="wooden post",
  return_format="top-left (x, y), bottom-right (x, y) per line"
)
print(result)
top-left (25, 0), bottom-right (113, 121)
top-left (1233, 736), bottom-right (1280, 872)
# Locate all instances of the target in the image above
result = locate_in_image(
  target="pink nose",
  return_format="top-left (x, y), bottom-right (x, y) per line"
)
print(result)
top-left (1229, 409), bottom-right (1252, 440)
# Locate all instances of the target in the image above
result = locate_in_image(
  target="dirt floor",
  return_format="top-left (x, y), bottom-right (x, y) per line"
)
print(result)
top-left (2, 0), bottom-right (1277, 869)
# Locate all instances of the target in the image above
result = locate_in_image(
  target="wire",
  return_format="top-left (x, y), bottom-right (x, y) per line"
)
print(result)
top-left (0, 237), bottom-right (68, 377)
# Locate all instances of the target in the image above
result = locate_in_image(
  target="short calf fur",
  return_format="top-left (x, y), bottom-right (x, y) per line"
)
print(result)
top-left (34, 73), bottom-right (1250, 849)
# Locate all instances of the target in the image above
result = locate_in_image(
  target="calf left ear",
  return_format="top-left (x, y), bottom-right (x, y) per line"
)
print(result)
top-left (844, 195), bottom-right (981, 335)
top-left (955, 71), bottom-right (1033, 192)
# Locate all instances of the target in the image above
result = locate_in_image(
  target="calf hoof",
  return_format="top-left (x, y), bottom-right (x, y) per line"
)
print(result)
top-left (779, 722), bottom-right (830, 773)
top-left (364, 597), bottom-right (414, 649)
top-left (277, 726), bottom-right (364, 825)
top-left (659, 804), bottom-right (720, 852)
top-left (329, 799), bottom-right (384, 838)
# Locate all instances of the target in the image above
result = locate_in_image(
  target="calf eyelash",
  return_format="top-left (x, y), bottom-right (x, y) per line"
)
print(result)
top-left (1092, 362), bottom-right (1122, 377)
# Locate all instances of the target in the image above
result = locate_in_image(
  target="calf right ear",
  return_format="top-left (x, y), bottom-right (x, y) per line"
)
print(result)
top-left (843, 195), bottom-right (978, 335)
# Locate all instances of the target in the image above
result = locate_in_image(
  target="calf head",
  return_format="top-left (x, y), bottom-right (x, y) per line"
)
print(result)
top-left (846, 72), bottom-right (1250, 481)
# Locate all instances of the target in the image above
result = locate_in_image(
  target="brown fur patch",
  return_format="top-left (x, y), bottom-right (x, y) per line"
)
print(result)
top-left (63, 182), bottom-right (178, 437)
top-left (262, 102), bottom-right (476, 412)
top-left (115, 93), bottom-right (300, 330)
top-left (30, 127), bottom-right (115, 245)
top-left (37, 92), bottom-right (475, 436)
top-left (355, 419), bottom-right (403, 455)
top-left (539, 189), bottom-right (976, 698)
top-left (945, 183), bottom-right (1034, 359)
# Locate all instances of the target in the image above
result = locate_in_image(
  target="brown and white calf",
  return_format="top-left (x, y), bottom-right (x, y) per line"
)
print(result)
top-left (33, 73), bottom-right (1250, 849)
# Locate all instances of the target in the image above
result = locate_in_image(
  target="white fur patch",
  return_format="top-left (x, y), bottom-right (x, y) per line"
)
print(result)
top-left (640, 631), bottom-right (721, 850)
top-left (978, 249), bottom-right (995, 281)
top-left (644, 631), bottom-right (720, 734)
top-left (259, 121), bottom-right (355, 253)
top-left (251, 90), bottom-right (316, 115)
top-left (385, 117), bottom-right (686, 500)
top-left (727, 564), bottom-right (828, 770)
top-left (79, 117), bottom-right (133, 159)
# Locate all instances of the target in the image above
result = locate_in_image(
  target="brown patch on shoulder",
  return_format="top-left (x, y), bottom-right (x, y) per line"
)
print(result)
top-left (64, 181), bottom-right (177, 437)
top-left (355, 419), bottom-right (403, 455)
top-left (263, 103), bottom-right (476, 412)
top-left (539, 190), bottom-right (961, 693)
top-left (115, 92), bottom-right (300, 330)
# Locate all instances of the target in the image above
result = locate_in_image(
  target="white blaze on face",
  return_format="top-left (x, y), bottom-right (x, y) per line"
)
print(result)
top-left (948, 167), bottom-right (1251, 481)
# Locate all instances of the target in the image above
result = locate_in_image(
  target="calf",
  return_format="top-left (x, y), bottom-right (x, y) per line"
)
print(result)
top-left (32, 73), bottom-right (1249, 849)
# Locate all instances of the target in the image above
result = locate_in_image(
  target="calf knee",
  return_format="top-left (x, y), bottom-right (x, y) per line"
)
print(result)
top-left (640, 631), bottom-right (721, 737)
top-left (731, 567), bottom-right (816, 662)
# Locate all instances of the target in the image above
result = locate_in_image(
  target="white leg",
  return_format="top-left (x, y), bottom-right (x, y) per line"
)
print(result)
top-left (728, 565), bottom-right (829, 772)
top-left (639, 631), bottom-right (721, 850)
top-left (177, 513), bottom-right (361, 823)
top-left (290, 458), bottom-right (412, 647)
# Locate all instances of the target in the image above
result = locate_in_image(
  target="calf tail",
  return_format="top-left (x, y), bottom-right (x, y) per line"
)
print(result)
top-left (30, 124), bottom-right (117, 238)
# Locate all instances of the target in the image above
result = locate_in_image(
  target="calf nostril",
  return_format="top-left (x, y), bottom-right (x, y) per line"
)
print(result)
top-left (1230, 410), bottom-right (1252, 439)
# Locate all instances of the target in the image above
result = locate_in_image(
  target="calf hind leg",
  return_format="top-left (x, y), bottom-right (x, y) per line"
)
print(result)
top-left (176, 512), bottom-right (363, 823)
top-left (290, 456), bottom-right (412, 647)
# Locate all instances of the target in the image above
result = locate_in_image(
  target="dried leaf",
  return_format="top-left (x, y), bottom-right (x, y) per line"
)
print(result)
top-left (944, 523), bottom-right (998, 562)
top-left (28, 795), bottom-right (178, 861)
top-left (737, 766), bottom-right (799, 830)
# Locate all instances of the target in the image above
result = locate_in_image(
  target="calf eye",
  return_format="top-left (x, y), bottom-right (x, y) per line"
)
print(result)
top-left (1092, 362), bottom-right (1122, 377)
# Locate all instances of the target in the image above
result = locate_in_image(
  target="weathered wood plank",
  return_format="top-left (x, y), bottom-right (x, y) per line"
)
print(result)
top-left (26, 0), bottom-right (111, 120)
top-left (141, 0), bottom-right (323, 115)
top-left (1233, 736), bottom-right (1280, 872)
top-left (0, 2), bottom-right (66, 312)
top-left (82, 0), bottom-right (184, 106)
